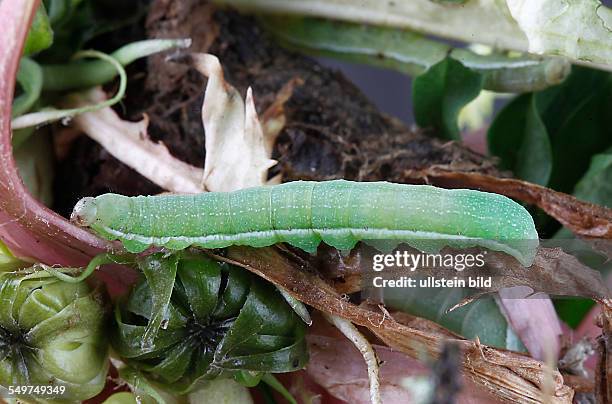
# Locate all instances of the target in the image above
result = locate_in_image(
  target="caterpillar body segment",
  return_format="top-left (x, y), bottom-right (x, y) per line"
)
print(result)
top-left (72, 180), bottom-right (538, 266)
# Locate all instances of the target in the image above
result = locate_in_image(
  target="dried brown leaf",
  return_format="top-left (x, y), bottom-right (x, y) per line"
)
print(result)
top-left (595, 299), bottom-right (612, 403)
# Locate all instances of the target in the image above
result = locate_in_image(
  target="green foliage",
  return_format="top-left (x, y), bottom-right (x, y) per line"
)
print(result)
top-left (40, 0), bottom-right (146, 62)
top-left (12, 58), bottom-right (43, 118)
top-left (489, 67), bottom-right (612, 192)
top-left (489, 67), bottom-right (612, 327)
top-left (488, 94), bottom-right (552, 185)
top-left (0, 241), bottom-right (25, 272)
top-left (112, 253), bottom-right (308, 394)
top-left (554, 299), bottom-right (595, 329)
top-left (383, 286), bottom-right (525, 351)
top-left (552, 149), bottom-right (612, 327)
top-left (23, 5), bottom-right (53, 56)
top-left (12, 0), bottom-right (165, 134)
top-left (413, 58), bottom-right (483, 140)
top-left (571, 148), bottom-right (612, 207)
top-left (0, 269), bottom-right (109, 402)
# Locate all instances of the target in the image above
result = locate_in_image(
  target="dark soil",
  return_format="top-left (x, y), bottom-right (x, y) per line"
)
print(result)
top-left (53, 0), bottom-right (501, 217)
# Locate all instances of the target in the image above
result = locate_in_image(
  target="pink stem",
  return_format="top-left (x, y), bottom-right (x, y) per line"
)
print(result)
top-left (0, 0), bottom-right (111, 266)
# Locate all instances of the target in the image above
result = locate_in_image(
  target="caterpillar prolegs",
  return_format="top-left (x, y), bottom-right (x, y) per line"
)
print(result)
top-left (72, 180), bottom-right (538, 266)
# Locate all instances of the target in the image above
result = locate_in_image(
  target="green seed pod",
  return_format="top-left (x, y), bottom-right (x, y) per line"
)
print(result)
top-left (0, 270), bottom-right (109, 402)
top-left (112, 253), bottom-right (308, 394)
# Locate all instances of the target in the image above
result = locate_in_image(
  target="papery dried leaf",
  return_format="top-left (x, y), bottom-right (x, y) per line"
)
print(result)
top-left (402, 167), bottom-right (612, 366)
top-left (191, 53), bottom-right (276, 192)
top-left (65, 87), bottom-right (204, 194)
top-left (506, 0), bottom-right (612, 65)
top-left (559, 338), bottom-right (595, 379)
top-left (325, 243), bottom-right (602, 359)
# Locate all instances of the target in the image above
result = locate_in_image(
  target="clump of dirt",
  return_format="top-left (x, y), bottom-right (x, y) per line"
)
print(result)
top-left (53, 0), bottom-right (500, 217)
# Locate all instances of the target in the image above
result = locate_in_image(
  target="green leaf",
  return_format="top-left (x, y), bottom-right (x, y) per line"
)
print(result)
top-left (138, 253), bottom-right (179, 351)
top-left (489, 66), bottom-right (612, 192)
top-left (23, 4), bottom-right (53, 56)
top-left (0, 241), bottom-right (26, 272)
top-left (12, 58), bottom-right (43, 118)
top-left (552, 149), bottom-right (612, 327)
top-left (40, 0), bottom-right (146, 62)
top-left (383, 286), bottom-right (525, 351)
top-left (263, 16), bottom-right (568, 93)
top-left (554, 299), bottom-right (595, 329)
top-left (572, 148), bottom-right (612, 207)
top-left (45, 0), bottom-right (87, 26)
top-left (544, 68), bottom-right (612, 193)
top-left (260, 374), bottom-right (297, 404)
top-left (118, 367), bottom-right (177, 404)
top-left (488, 94), bottom-right (552, 185)
top-left (234, 371), bottom-right (263, 387)
top-left (412, 57), bottom-right (483, 140)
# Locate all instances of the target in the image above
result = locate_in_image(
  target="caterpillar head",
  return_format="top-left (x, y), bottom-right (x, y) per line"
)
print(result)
top-left (71, 197), bottom-right (97, 227)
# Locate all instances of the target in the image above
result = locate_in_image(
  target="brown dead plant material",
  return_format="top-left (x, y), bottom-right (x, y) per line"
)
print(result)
top-left (595, 299), bottom-right (612, 403)
top-left (261, 77), bottom-right (304, 154)
top-left (210, 246), bottom-right (574, 403)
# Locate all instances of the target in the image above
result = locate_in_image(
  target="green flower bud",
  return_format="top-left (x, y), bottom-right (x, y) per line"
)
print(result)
top-left (0, 269), bottom-right (109, 402)
top-left (113, 253), bottom-right (308, 394)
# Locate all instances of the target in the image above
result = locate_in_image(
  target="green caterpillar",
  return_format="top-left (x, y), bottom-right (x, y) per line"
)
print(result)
top-left (72, 180), bottom-right (538, 266)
